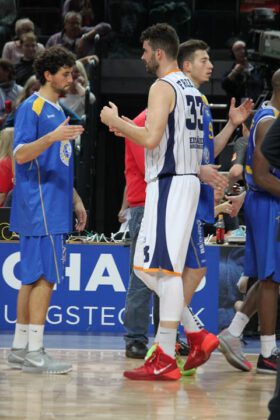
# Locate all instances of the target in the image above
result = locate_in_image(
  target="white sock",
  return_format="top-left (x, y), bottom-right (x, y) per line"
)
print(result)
top-left (181, 306), bottom-right (201, 333)
top-left (12, 323), bottom-right (28, 349)
top-left (28, 324), bottom-right (44, 352)
top-left (260, 335), bottom-right (276, 358)
top-left (154, 328), bottom-right (160, 343)
top-left (157, 327), bottom-right (177, 358)
top-left (228, 312), bottom-right (249, 337)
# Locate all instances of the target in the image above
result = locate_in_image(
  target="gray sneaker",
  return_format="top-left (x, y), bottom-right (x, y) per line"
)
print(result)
top-left (7, 347), bottom-right (28, 369)
top-left (218, 328), bottom-right (253, 372)
top-left (22, 348), bottom-right (72, 374)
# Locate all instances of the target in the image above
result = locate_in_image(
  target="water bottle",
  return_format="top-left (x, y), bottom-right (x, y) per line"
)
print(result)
top-left (216, 213), bottom-right (225, 244)
top-left (4, 100), bottom-right (12, 114)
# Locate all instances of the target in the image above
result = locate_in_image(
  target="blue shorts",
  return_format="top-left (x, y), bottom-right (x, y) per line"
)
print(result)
top-left (185, 215), bottom-right (207, 269)
top-left (19, 234), bottom-right (66, 285)
top-left (244, 190), bottom-right (280, 282)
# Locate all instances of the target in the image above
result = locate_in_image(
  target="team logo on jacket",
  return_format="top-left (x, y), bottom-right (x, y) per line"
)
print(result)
top-left (60, 140), bottom-right (72, 166)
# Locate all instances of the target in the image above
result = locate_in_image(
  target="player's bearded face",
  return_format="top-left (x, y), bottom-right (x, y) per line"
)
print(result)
top-left (51, 75), bottom-right (73, 95)
top-left (50, 69), bottom-right (73, 95)
top-left (51, 79), bottom-right (71, 95)
top-left (145, 51), bottom-right (159, 76)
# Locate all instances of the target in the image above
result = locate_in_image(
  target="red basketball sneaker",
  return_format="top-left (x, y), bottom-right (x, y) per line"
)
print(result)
top-left (184, 329), bottom-right (220, 370)
top-left (123, 344), bottom-right (181, 381)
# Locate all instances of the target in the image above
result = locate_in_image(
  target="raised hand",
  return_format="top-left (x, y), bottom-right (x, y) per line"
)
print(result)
top-left (225, 191), bottom-right (246, 217)
top-left (229, 97), bottom-right (254, 127)
top-left (216, 200), bottom-right (233, 215)
top-left (100, 101), bottom-right (119, 126)
top-left (199, 164), bottom-right (229, 190)
top-left (50, 117), bottom-right (84, 143)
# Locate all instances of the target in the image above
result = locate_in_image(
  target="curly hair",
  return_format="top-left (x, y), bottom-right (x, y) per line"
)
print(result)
top-left (33, 46), bottom-right (76, 85)
top-left (140, 23), bottom-right (179, 60)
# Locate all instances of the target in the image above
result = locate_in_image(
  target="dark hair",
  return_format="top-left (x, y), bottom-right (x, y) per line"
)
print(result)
top-left (177, 39), bottom-right (209, 70)
top-left (0, 59), bottom-right (15, 80)
top-left (33, 46), bottom-right (76, 85)
top-left (140, 23), bottom-right (179, 60)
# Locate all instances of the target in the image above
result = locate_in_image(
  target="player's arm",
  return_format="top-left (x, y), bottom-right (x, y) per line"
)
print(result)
top-left (199, 164), bottom-right (228, 189)
top-left (214, 98), bottom-right (253, 157)
top-left (118, 186), bottom-right (129, 223)
top-left (253, 118), bottom-right (280, 197)
top-left (73, 188), bottom-right (87, 232)
top-left (225, 191), bottom-right (246, 217)
top-left (100, 81), bottom-right (174, 150)
top-left (15, 117), bottom-right (84, 164)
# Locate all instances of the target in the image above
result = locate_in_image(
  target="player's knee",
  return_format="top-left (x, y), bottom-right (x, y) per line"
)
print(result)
top-left (134, 268), bottom-right (159, 294)
top-left (159, 276), bottom-right (184, 321)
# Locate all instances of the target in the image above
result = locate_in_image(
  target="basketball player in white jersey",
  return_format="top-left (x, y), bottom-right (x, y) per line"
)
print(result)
top-left (101, 23), bottom-right (204, 380)
top-left (176, 39), bottom-right (254, 373)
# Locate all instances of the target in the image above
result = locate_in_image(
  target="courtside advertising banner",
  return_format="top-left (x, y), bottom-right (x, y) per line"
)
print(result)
top-left (0, 243), bottom-right (232, 334)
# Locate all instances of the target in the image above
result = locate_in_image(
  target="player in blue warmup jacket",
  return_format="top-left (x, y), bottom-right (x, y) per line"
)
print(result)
top-left (8, 46), bottom-right (86, 374)
top-left (219, 69), bottom-right (280, 374)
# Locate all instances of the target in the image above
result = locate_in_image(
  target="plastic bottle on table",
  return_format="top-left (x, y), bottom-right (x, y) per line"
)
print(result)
top-left (216, 213), bottom-right (225, 244)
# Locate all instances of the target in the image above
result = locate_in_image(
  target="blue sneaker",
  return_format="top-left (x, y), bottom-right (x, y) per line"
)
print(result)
top-left (227, 226), bottom-right (246, 244)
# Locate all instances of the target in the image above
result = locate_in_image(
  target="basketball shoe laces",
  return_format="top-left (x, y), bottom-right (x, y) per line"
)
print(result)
top-left (142, 345), bottom-right (173, 375)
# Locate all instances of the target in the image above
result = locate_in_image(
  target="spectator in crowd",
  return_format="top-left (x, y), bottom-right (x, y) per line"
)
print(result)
top-left (15, 75), bottom-right (40, 107)
top-left (202, 183), bottom-right (239, 241)
top-left (63, 0), bottom-right (94, 26)
top-left (0, 58), bottom-right (23, 127)
top-left (59, 60), bottom-right (95, 118)
top-left (215, 186), bottom-right (239, 233)
top-left (14, 32), bottom-right (38, 87)
top-left (46, 11), bottom-right (111, 60)
top-left (0, 127), bottom-right (14, 207)
top-left (222, 40), bottom-right (264, 106)
top-left (3, 75), bottom-right (40, 129)
top-left (2, 18), bottom-right (44, 65)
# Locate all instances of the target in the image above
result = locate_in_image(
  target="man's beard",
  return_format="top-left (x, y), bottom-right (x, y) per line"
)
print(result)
top-left (145, 57), bottom-right (159, 76)
top-left (52, 85), bottom-right (70, 96)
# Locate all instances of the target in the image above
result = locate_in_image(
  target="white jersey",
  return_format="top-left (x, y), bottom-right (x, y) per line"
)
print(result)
top-left (145, 71), bottom-right (203, 183)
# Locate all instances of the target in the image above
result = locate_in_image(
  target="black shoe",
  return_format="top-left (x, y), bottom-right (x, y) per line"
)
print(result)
top-left (256, 351), bottom-right (279, 374)
top-left (176, 338), bottom-right (190, 356)
top-left (125, 342), bottom-right (148, 359)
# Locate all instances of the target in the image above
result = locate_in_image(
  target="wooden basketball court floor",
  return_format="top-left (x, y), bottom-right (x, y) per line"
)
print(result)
top-left (0, 333), bottom-right (276, 420)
